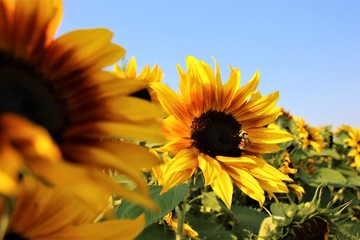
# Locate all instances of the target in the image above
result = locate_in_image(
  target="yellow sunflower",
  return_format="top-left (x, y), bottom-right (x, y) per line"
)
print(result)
top-left (113, 56), bottom-right (163, 104)
top-left (1, 176), bottom-right (145, 240)
top-left (334, 124), bottom-right (353, 135)
top-left (0, 0), bottom-right (164, 209)
top-left (345, 127), bottom-right (360, 171)
top-left (278, 153), bottom-right (305, 202)
top-left (296, 117), bottom-right (326, 153)
top-left (152, 56), bottom-right (294, 208)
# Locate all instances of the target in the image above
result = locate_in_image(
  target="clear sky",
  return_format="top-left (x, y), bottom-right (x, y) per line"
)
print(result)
top-left (57, 0), bottom-right (360, 129)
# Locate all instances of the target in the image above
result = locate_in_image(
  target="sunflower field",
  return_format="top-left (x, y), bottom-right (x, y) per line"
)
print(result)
top-left (0, 0), bottom-right (359, 240)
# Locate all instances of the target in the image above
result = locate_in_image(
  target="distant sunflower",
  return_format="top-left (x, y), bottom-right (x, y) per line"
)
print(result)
top-left (334, 124), bottom-right (352, 135)
top-left (152, 56), bottom-right (293, 208)
top-left (2, 176), bottom-right (145, 240)
top-left (0, 0), bottom-right (164, 209)
top-left (113, 56), bottom-right (163, 104)
top-left (296, 117), bottom-right (326, 153)
top-left (345, 127), bottom-right (360, 171)
top-left (279, 153), bottom-right (305, 202)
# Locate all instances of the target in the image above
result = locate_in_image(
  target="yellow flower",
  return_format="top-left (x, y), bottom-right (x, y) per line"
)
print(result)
top-left (296, 117), bottom-right (326, 153)
top-left (334, 124), bottom-right (353, 135)
top-left (288, 183), bottom-right (306, 202)
top-left (152, 56), bottom-right (293, 208)
top-left (114, 56), bottom-right (164, 104)
top-left (1, 176), bottom-right (145, 240)
top-left (345, 128), bottom-right (360, 171)
top-left (278, 153), bottom-right (305, 202)
top-left (0, 0), bottom-right (164, 209)
top-left (280, 108), bottom-right (294, 121)
top-left (164, 212), bottom-right (200, 240)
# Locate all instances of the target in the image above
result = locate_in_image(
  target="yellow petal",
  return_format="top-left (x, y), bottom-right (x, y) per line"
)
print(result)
top-left (227, 71), bottom-right (260, 112)
top-left (164, 149), bottom-right (198, 176)
top-left (198, 154), bottom-right (221, 186)
top-left (221, 66), bottom-right (240, 110)
top-left (229, 167), bottom-right (265, 206)
top-left (64, 121), bottom-right (165, 143)
top-left (152, 82), bottom-right (192, 125)
top-left (235, 92), bottom-right (279, 121)
top-left (90, 141), bottom-right (162, 170)
top-left (247, 128), bottom-right (294, 144)
top-left (49, 215), bottom-right (145, 240)
top-left (60, 144), bottom-right (149, 193)
top-left (211, 169), bottom-right (233, 209)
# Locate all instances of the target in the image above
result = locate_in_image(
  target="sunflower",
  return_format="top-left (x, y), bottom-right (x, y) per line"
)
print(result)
top-left (279, 153), bottom-right (305, 202)
top-left (258, 186), bottom-right (351, 240)
top-left (296, 117), bottom-right (326, 153)
top-left (1, 175), bottom-right (145, 240)
top-left (113, 56), bottom-right (163, 104)
top-left (345, 127), bottom-right (360, 171)
top-left (152, 56), bottom-right (294, 209)
top-left (334, 124), bottom-right (353, 135)
top-left (0, 0), bottom-right (164, 209)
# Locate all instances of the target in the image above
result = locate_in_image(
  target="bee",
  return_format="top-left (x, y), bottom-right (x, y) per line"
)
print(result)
top-left (238, 130), bottom-right (249, 150)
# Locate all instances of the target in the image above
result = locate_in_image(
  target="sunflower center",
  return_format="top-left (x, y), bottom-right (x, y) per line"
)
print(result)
top-left (131, 88), bottom-right (151, 101)
top-left (191, 110), bottom-right (243, 158)
top-left (0, 51), bottom-right (66, 142)
top-left (4, 232), bottom-right (28, 240)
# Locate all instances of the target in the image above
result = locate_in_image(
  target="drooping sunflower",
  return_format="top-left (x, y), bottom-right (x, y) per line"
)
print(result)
top-left (0, 0), bottom-right (164, 209)
top-left (1, 175), bottom-right (145, 240)
top-left (345, 127), bottom-right (360, 171)
top-left (258, 186), bottom-right (351, 240)
top-left (113, 56), bottom-right (163, 104)
top-left (152, 56), bottom-right (294, 208)
top-left (296, 117), bottom-right (326, 153)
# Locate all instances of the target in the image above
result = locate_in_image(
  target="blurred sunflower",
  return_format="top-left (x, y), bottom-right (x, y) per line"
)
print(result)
top-left (278, 153), bottom-right (305, 202)
top-left (280, 108), bottom-right (294, 121)
top-left (296, 117), bottom-right (326, 153)
top-left (113, 56), bottom-right (163, 104)
top-left (152, 56), bottom-right (293, 208)
top-left (0, 0), bottom-right (164, 209)
top-left (345, 127), bottom-right (360, 171)
top-left (334, 124), bottom-right (352, 135)
top-left (1, 176), bottom-right (145, 240)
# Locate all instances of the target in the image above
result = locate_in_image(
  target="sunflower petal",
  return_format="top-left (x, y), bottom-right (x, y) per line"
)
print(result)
top-left (211, 169), bottom-right (233, 209)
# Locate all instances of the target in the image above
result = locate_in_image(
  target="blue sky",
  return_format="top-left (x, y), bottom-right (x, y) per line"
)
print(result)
top-left (57, 0), bottom-right (360, 128)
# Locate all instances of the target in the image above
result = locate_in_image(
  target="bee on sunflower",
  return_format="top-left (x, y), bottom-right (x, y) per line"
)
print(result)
top-left (152, 56), bottom-right (294, 209)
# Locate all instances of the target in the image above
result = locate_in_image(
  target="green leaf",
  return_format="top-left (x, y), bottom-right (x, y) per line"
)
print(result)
top-left (291, 149), bottom-right (309, 162)
top-left (347, 175), bottom-right (360, 187)
top-left (116, 184), bottom-right (189, 227)
top-left (136, 223), bottom-right (175, 240)
top-left (334, 221), bottom-right (360, 240)
top-left (308, 148), bottom-right (341, 159)
top-left (201, 192), bottom-right (222, 212)
top-left (230, 205), bottom-right (267, 234)
top-left (335, 164), bottom-right (359, 177)
top-left (311, 168), bottom-right (347, 185)
top-left (187, 214), bottom-right (237, 240)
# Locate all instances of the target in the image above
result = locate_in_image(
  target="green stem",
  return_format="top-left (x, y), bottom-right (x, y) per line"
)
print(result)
top-left (175, 203), bottom-right (186, 240)
top-left (175, 177), bottom-right (194, 240)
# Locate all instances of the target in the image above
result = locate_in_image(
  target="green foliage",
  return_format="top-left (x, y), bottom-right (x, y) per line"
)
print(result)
top-left (115, 113), bottom-right (360, 239)
top-left (116, 184), bottom-right (188, 227)
top-left (136, 223), bottom-right (175, 240)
